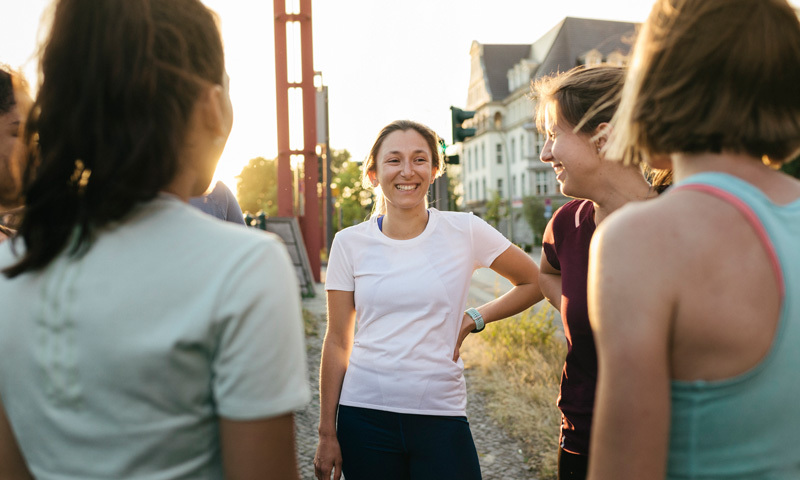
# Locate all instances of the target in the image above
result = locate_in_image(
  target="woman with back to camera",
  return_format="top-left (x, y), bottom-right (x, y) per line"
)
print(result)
top-left (0, 66), bottom-right (32, 240)
top-left (0, 0), bottom-right (309, 478)
top-left (533, 64), bottom-right (668, 480)
top-left (587, 0), bottom-right (800, 478)
top-left (313, 119), bottom-right (542, 480)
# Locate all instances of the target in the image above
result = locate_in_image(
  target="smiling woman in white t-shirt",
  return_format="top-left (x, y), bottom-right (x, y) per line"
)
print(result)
top-left (313, 120), bottom-right (543, 480)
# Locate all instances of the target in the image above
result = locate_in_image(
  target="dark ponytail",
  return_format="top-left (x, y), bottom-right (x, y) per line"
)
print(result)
top-left (5, 0), bottom-right (224, 277)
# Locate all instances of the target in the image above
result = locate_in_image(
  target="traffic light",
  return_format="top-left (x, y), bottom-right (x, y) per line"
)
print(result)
top-left (450, 106), bottom-right (476, 143)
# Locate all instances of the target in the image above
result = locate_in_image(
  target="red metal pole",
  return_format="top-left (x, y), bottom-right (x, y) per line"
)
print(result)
top-left (299, 0), bottom-right (321, 281)
top-left (273, 1), bottom-right (293, 217)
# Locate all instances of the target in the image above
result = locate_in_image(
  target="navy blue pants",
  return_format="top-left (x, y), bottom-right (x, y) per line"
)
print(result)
top-left (337, 405), bottom-right (482, 480)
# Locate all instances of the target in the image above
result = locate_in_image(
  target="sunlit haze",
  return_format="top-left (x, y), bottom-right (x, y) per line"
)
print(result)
top-left (4, 0), bottom-right (800, 193)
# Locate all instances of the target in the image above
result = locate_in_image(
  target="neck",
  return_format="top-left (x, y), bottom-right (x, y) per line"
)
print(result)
top-left (381, 205), bottom-right (429, 240)
top-left (671, 151), bottom-right (771, 183)
top-left (590, 167), bottom-right (653, 225)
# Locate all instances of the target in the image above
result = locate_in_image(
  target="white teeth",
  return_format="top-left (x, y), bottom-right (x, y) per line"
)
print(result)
top-left (396, 185), bottom-right (416, 191)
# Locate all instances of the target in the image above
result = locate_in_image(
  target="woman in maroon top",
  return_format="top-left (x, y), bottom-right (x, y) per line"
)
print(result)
top-left (534, 65), bottom-right (669, 480)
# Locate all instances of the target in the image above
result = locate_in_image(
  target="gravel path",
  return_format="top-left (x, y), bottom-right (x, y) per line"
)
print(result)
top-left (296, 289), bottom-right (537, 480)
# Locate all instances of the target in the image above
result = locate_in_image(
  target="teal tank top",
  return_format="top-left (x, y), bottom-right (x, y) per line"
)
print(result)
top-left (667, 172), bottom-right (800, 479)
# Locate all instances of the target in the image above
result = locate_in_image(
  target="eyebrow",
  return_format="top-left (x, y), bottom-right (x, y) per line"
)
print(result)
top-left (384, 150), bottom-right (429, 156)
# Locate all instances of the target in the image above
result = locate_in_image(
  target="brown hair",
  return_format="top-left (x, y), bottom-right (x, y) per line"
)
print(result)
top-left (362, 120), bottom-right (444, 217)
top-left (532, 65), bottom-right (626, 136)
top-left (608, 0), bottom-right (800, 165)
top-left (5, 0), bottom-right (224, 277)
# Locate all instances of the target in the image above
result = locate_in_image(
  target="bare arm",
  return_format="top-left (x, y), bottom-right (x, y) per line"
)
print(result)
top-left (313, 290), bottom-right (356, 480)
top-left (220, 413), bottom-right (299, 480)
top-left (538, 248), bottom-right (562, 312)
top-left (0, 399), bottom-right (33, 480)
top-left (454, 244), bottom-right (542, 360)
top-left (586, 211), bottom-right (673, 480)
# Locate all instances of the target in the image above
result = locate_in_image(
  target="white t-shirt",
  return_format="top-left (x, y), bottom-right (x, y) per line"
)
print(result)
top-left (0, 195), bottom-right (310, 480)
top-left (325, 209), bottom-right (511, 416)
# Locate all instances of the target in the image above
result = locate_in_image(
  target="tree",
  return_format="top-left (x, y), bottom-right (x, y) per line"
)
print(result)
top-left (484, 190), bottom-right (504, 228)
top-left (522, 196), bottom-right (567, 246)
top-left (236, 156), bottom-right (277, 215)
top-left (329, 149), bottom-right (372, 235)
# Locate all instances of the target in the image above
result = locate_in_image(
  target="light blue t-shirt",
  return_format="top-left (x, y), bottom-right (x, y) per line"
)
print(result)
top-left (0, 195), bottom-right (310, 479)
top-left (668, 172), bottom-right (800, 479)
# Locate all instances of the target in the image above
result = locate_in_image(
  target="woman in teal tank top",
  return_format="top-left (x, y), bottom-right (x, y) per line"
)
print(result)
top-left (584, 1), bottom-right (800, 479)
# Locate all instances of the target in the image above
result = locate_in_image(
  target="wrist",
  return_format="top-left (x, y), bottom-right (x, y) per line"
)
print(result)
top-left (464, 307), bottom-right (485, 333)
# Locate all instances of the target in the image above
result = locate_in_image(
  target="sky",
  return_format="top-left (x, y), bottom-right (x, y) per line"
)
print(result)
top-left (4, 0), bottom-right (800, 192)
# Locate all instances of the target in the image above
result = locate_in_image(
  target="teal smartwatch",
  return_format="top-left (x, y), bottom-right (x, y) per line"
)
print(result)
top-left (465, 308), bottom-right (485, 333)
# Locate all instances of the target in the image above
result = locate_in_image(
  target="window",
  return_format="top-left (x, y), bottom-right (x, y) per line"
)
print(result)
top-left (496, 143), bottom-right (503, 164)
top-left (521, 172), bottom-right (526, 196)
top-left (482, 145), bottom-right (486, 168)
top-left (482, 178), bottom-right (487, 200)
top-left (535, 171), bottom-right (549, 195)
top-left (497, 178), bottom-right (504, 197)
top-left (536, 132), bottom-right (544, 157)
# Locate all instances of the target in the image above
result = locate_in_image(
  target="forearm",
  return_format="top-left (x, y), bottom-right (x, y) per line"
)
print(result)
top-left (317, 339), bottom-right (350, 436)
top-left (474, 281), bottom-right (542, 325)
top-left (539, 272), bottom-right (562, 311)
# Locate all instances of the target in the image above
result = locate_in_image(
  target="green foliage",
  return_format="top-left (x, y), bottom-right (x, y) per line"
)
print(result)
top-left (522, 196), bottom-right (567, 246)
top-left (483, 304), bottom-right (560, 356)
top-left (236, 156), bottom-right (278, 215)
top-left (330, 149), bottom-right (372, 234)
top-left (781, 154), bottom-right (800, 179)
top-left (484, 190), bottom-right (505, 228)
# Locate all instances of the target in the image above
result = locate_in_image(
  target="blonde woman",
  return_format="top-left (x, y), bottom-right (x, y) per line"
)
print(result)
top-left (534, 65), bottom-right (667, 480)
top-left (588, 0), bottom-right (800, 478)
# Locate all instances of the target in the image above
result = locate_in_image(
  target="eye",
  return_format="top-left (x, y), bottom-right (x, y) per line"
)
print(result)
top-left (547, 131), bottom-right (556, 141)
top-left (414, 157), bottom-right (428, 163)
top-left (386, 158), bottom-right (400, 164)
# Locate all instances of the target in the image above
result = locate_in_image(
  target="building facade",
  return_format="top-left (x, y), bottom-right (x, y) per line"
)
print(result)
top-left (459, 17), bottom-right (637, 245)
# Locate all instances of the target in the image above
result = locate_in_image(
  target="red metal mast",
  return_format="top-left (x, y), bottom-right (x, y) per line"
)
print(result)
top-left (273, 0), bottom-right (321, 281)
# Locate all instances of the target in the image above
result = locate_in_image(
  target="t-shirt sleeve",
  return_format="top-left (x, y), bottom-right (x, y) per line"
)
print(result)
top-left (223, 185), bottom-right (246, 225)
top-left (470, 214), bottom-right (512, 268)
top-left (325, 231), bottom-right (355, 291)
top-left (542, 213), bottom-right (560, 271)
top-left (211, 235), bottom-right (310, 420)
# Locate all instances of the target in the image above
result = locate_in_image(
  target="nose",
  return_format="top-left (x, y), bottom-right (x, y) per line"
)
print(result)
top-left (401, 159), bottom-right (413, 177)
top-left (540, 137), bottom-right (554, 164)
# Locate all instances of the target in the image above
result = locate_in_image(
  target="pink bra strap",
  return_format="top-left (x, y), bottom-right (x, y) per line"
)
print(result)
top-left (672, 184), bottom-right (785, 299)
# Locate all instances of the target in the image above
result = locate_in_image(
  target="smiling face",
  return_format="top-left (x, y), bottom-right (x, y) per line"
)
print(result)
top-left (539, 106), bottom-right (602, 200)
top-left (369, 129), bottom-right (437, 215)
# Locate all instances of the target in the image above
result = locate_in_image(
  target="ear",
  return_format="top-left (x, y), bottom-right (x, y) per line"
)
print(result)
top-left (199, 84), bottom-right (228, 137)
top-left (367, 169), bottom-right (378, 187)
top-left (593, 122), bottom-right (611, 151)
top-left (430, 167), bottom-right (439, 184)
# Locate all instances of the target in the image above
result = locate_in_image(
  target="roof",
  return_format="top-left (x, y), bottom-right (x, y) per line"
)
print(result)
top-left (533, 17), bottom-right (638, 79)
top-left (474, 17), bottom-right (638, 102)
top-left (481, 44), bottom-right (531, 100)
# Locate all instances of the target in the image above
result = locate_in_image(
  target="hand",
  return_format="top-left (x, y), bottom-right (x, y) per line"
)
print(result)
top-left (452, 312), bottom-right (475, 362)
top-left (313, 434), bottom-right (343, 480)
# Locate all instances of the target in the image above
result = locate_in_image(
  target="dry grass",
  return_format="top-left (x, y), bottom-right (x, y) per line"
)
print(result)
top-left (302, 308), bottom-right (319, 337)
top-left (462, 305), bottom-right (565, 480)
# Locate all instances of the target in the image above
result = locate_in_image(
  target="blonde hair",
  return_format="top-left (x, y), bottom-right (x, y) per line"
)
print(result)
top-left (532, 64), bottom-right (626, 136)
top-left (608, 0), bottom-right (800, 165)
top-left (362, 120), bottom-right (444, 218)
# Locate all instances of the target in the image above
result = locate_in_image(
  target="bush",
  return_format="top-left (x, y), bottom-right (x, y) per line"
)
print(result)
top-left (462, 304), bottom-right (565, 479)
